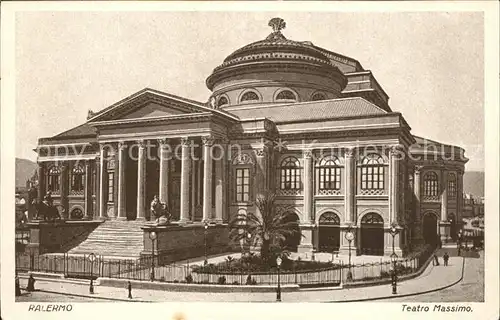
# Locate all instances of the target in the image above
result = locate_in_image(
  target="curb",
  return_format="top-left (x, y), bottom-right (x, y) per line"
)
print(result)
top-left (326, 256), bottom-right (466, 303)
top-left (20, 288), bottom-right (146, 303)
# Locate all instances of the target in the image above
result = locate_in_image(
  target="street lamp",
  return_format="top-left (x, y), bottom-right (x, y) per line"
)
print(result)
top-left (390, 252), bottom-right (398, 294)
top-left (457, 230), bottom-right (463, 256)
top-left (312, 222), bottom-right (317, 261)
top-left (88, 253), bottom-right (96, 294)
top-left (204, 221), bottom-right (209, 266)
top-left (276, 256), bottom-right (282, 302)
top-left (247, 231), bottom-right (252, 255)
top-left (344, 224), bottom-right (355, 277)
top-left (447, 218), bottom-right (452, 243)
top-left (389, 222), bottom-right (399, 294)
top-left (149, 231), bottom-right (157, 282)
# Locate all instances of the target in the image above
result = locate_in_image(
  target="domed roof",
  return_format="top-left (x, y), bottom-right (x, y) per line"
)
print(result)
top-left (206, 18), bottom-right (344, 91)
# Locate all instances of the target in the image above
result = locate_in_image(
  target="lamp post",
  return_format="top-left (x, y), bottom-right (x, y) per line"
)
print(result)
top-left (276, 256), bottom-right (282, 302)
top-left (247, 231), bottom-right (252, 255)
top-left (389, 222), bottom-right (399, 294)
top-left (344, 224), bottom-right (354, 281)
top-left (447, 218), bottom-right (452, 243)
top-left (312, 222), bottom-right (317, 261)
top-left (204, 221), bottom-right (208, 266)
top-left (149, 231), bottom-right (157, 282)
top-left (457, 229), bottom-right (463, 256)
top-left (88, 253), bottom-right (95, 294)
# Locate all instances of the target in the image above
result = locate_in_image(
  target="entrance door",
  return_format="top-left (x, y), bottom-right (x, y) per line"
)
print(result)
top-left (360, 212), bottom-right (384, 256)
top-left (318, 212), bottom-right (340, 252)
top-left (423, 212), bottom-right (438, 245)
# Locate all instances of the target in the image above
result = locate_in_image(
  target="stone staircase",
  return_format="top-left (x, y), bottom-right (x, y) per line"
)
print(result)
top-left (68, 220), bottom-right (145, 258)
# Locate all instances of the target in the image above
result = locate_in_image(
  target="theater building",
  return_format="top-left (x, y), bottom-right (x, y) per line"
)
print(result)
top-left (32, 19), bottom-right (467, 258)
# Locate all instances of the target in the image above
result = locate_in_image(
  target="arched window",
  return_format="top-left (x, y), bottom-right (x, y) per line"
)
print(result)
top-left (316, 156), bottom-right (341, 190)
top-left (217, 96), bottom-right (229, 107)
top-left (319, 212), bottom-right (340, 225)
top-left (47, 166), bottom-right (61, 193)
top-left (240, 91), bottom-right (260, 103)
top-left (280, 157), bottom-right (302, 190)
top-left (448, 173), bottom-right (457, 199)
top-left (361, 212), bottom-right (384, 224)
top-left (275, 90), bottom-right (297, 101)
top-left (423, 172), bottom-right (439, 196)
top-left (360, 154), bottom-right (385, 190)
top-left (71, 165), bottom-right (85, 193)
top-left (311, 92), bottom-right (327, 101)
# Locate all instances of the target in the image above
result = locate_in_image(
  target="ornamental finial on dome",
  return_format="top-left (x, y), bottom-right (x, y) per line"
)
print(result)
top-left (268, 17), bottom-right (286, 32)
top-left (266, 17), bottom-right (287, 40)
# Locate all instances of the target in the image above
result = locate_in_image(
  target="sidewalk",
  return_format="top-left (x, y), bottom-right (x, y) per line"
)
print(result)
top-left (17, 248), bottom-right (465, 302)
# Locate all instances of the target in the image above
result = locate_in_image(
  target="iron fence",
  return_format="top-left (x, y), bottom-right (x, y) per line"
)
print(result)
top-left (15, 244), bottom-right (435, 286)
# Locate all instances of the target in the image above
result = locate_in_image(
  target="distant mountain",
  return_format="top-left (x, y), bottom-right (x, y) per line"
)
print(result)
top-left (16, 158), bottom-right (37, 188)
top-left (463, 171), bottom-right (484, 197)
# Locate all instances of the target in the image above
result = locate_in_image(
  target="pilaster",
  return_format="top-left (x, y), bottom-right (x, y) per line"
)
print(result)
top-left (344, 147), bottom-right (356, 223)
top-left (303, 150), bottom-right (314, 223)
top-left (99, 145), bottom-right (107, 219)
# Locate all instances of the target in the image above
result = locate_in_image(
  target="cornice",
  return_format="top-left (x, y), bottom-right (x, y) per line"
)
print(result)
top-left (91, 113), bottom-right (213, 127)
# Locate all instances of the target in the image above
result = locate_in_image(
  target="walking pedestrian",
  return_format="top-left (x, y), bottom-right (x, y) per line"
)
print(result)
top-left (128, 281), bottom-right (132, 299)
top-left (433, 254), bottom-right (440, 266)
top-left (27, 274), bottom-right (36, 292)
top-left (443, 252), bottom-right (449, 266)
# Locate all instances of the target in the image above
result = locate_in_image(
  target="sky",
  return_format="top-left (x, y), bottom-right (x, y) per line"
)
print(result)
top-left (14, 10), bottom-right (485, 171)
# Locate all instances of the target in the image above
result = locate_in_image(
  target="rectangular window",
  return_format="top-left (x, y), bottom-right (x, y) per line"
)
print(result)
top-left (235, 168), bottom-right (250, 202)
top-left (361, 166), bottom-right (384, 190)
top-left (107, 172), bottom-right (114, 202)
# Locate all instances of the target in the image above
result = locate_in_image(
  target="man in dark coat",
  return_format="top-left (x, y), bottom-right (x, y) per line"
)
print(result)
top-left (27, 274), bottom-right (36, 292)
top-left (443, 252), bottom-right (450, 266)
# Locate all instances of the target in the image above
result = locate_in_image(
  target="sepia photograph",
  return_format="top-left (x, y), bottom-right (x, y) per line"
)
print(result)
top-left (1, 2), bottom-right (499, 320)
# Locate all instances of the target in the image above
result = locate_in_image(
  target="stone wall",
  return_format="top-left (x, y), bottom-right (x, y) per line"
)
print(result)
top-left (26, 221), bottom-right (101, 255)
top-left (141, 224), bottom-right (232, 264)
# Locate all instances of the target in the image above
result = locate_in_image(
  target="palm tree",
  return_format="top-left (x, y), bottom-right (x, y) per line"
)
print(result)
top-left (229, 192), bottom-right (301, 263)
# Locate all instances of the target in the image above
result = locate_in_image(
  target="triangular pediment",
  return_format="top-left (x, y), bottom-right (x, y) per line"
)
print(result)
top-left (121, 102), bottom-right (189, 119)
top-left (88, 88), bottom-right (212, 123)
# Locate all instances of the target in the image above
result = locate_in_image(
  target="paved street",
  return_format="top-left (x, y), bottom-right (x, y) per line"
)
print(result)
top-left (391, 249), bottom-right (484, 302)
top-left (15, 247), bottom-right (483, 303)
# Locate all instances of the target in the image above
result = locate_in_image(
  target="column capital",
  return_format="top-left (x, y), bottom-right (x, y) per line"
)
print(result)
top-left (201, 135), bottom-right (215, 146)
top-left (157, 138), bottom-right (169, 147)
top-left (99, 143), bottom-right (106, 152)
top-left (415, 165), bottom-right (424, 174)
top-left (136, 140), bottom-right (147, 149)
top-left (389, 144), bottom-right (405, 157)
top-left (255, 147), bottom-right (269, 157)
top-left (303, 149), bottom-right (313, 159)
top-left (118, 141), bottom-right (127, 150)
top-left (344, 147), bottom-right (356, 158)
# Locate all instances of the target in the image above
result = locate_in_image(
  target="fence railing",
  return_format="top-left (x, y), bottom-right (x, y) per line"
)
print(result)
top-left (15, 245), bottom-right (435, 286)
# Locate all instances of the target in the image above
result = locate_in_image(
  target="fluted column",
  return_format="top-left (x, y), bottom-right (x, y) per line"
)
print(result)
top-left (84, 160), bottom-right (92, 219)
top-left (255, 146), bottom-right (269, 199)
top-left (99, 145), bottom-right (108, 219)
top-left (117, 141), bottom-right (127, 220)
top-left (202, 136), bottom-right (214, 222)
top-left (414, 165), bottom-right (423, 243)
top-left (60, 163), bottom-right (69, 219)
top-left (457, 169), bottom-right (464, 221)
top-left (441, 169), bottom-right (448, 221)
top-left (37, 164), bottom-right (45, 204)
top-left (136, 140), bottom-right (147, 220)
top-left (180, 137), bottom-right (192, 223)
top-left (158, 138), bottom-right (170, 208)
top-left (344, 147), bottom-right (356, 223)
top-left (389, 145), bottom-right (402, 223)
top-left (214, 141), bottom-right (227, 224)
top-left (303, 150), bottom-right (314, 223)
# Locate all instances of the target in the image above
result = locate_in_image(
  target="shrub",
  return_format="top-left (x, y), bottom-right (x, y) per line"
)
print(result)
top-left (251, 279), bottom-right (257, 285)
top-left (380, 271), bottom-right (390, 278)
top-left (159, 276), bottom-right (165, 282)
top-left (232, 281), bottom-right (239, 285)
top-left (185, 274), bottom-right (193, 284)
top-left (217, 276), bottom-right (226, 285)
top-left (173, 279), bottom-right (179, 283)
